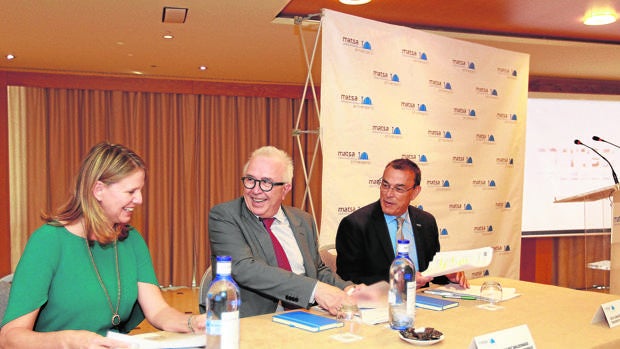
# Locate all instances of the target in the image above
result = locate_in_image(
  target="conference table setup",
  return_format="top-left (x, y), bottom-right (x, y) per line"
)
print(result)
top-left (136, 276), bottom-right (620, 348)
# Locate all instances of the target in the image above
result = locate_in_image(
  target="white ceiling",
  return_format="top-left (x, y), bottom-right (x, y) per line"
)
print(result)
top-left (1, 0), bottom-right (619, 85)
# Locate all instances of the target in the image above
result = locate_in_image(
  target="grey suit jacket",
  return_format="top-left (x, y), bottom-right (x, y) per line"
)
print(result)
top-left (208, 197), bottom-right (352, 318)
top-left (335, 200), bottom-right (450, 286)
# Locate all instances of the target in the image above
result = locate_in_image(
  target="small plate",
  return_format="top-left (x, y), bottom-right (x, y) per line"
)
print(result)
top-left (398, 329), bottom-right (444, 346)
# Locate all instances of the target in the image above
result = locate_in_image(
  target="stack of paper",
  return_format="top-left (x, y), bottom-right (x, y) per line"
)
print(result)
top-left (107, 331), bottom-right (205, 348)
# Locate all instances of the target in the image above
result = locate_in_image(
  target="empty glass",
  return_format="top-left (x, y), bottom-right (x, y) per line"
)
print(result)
top-left (478, 280), bottom-right (503, 310)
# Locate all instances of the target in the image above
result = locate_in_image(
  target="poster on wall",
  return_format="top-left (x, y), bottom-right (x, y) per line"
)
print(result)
top-left (319, 9), bottom-right (530, 279)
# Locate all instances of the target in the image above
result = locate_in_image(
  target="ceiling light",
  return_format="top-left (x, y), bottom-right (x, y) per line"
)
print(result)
top-left (6, 54), bottom-right (15, 60)
top-left (339, 0), bottom-right (371, 5)
top-left (162, 33), bottom-right (174, 39)
top-left (583, 9), bottom-right (617, 25)
top-left (199, 66), bottom-right (208, 71)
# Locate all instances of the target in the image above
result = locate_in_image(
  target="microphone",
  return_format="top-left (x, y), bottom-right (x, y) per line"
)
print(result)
top-left (592, 136), bottom-right (620, 150)
top-left (574, 139), bottom-right (619, 185)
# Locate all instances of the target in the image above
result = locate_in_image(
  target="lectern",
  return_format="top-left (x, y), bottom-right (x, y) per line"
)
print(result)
top-left (554, 184), bottom-right (620, 293)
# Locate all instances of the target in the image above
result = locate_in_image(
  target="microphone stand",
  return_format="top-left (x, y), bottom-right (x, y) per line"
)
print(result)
top-left (574, 139), bottom-right (619, 185)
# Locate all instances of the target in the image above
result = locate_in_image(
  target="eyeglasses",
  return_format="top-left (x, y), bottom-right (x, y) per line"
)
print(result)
top-left (241, 176), bottom-right (286, 192)
top-left (379, 179), bottom-right (415, 194)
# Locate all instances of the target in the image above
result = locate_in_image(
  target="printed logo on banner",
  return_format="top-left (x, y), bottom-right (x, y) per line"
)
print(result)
top-left (336, 206), bottom-right (360, 217)
top-left (496, 156), bottom-right (515, 167)
top-left (401, 48), bottom-right (429, 63)
top-left (451, 58), bottom-right (476, 73)
top-left (448, 202), bottom-right (474, 213)
top-left (368, 177), bottom-right (381, 188)
top-left (428, 129), bottom-right (454, 142)
top-left (474, 133), bottom-right (496, 144)
top-left (371, 124), bottom-right (402, 138)
top-left (452, 155), bottom-right (473, 166)
top-left (439, 228), bottom-right (449, 236)
top-left (428, 79), bottom-right (453, 93)
top-left (340, 94), bottom-right (374, 110)
top-left (372, 69), bottom-right (400, 85)
top-left (452, 106), bottom-right (476, 119)
top-left (470, 270), bottom-right (486, 278)
top-left (401, 101), bottom-right (429, 114)
top-left (401, 153), bottom-right (429, 164)
top-left (473, 225), bottom-right (494, 234)
top-left (341, 35), bottom-right (373, 54)
top-left (495, 201), bottom-right (512, 210)
top-left (336, 150), bottom-right (370, 164)
top-left (492, 244), bottom-right (512, 254)
top-left (496, 66), bottom-right (519, 79)
top-left (472, 179), bottom-right (497, 190)
top-left (496, 112), bottom-right (518, 123)
top-left (426, 178), bottom-right (451, 190)
top-left (475, 86), bottom-right (499, 98)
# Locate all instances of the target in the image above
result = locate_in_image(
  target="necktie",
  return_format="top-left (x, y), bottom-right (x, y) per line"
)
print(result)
top-left (260, 218), bottom-right (292, 271)
top-left (396, 216), bottom-right (405, 241)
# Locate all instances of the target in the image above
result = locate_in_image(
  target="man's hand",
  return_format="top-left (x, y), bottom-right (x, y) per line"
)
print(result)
top-left (314, 282), bottom-right (349, 315)
top-left (446, 271), bottom-right (469, 288)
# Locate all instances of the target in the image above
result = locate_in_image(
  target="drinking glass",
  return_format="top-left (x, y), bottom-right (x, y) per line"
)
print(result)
top-left (478, 280), bottom-right (503, 310)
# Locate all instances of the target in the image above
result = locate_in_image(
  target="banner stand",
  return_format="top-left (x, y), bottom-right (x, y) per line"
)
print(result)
top-left (292, 13), bottom-right (323, 236)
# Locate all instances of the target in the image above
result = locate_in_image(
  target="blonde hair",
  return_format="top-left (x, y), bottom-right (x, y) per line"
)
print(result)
top-left (43, 142), bottom-right (146, 243)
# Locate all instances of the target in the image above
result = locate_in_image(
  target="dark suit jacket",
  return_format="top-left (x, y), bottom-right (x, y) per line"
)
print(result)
top-left (209, 197), bottom-right (352, 318)
top-left (335, 200), bottom-right (449, 286)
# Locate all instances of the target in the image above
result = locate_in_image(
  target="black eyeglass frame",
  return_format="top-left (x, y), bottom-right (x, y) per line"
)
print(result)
top-left (241, 176), bottom-right (286, 192)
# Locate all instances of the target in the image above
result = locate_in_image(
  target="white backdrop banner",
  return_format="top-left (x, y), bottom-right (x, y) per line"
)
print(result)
top-left (319, 9), bottom-right (530, 279)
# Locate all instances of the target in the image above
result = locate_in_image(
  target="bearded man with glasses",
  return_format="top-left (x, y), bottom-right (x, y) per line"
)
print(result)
top-left (335, 158), bottom-right (469, 289)
top-left (208, 146), bottom-right (363, 318)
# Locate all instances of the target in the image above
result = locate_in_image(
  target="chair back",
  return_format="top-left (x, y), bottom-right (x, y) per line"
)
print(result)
top-left (0, 281), bottom-right (11, 324)
top-left (319, 243), bottom-right (338, 273)
top-left (198, 266), bottom-right (212, 314)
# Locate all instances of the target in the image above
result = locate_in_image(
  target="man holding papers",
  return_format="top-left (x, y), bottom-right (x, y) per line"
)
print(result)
top-left (335, 158), bottom-right (469, 288)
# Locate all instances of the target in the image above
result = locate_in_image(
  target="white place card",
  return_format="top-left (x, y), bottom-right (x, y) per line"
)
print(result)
top-left (469, 324), bottom-right (536, 349)
top-left (591, 299), bottom-right (620, 328)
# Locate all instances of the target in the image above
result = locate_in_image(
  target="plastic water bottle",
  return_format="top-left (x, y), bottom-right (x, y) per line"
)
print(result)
top-left (388, 239), bottom-right (416, 330)
top-left (206, 256), bottom-right (241, 349)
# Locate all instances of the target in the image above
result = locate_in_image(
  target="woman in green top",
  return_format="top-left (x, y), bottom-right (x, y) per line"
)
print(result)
top-left (0, 142), bottom-right (206, 349)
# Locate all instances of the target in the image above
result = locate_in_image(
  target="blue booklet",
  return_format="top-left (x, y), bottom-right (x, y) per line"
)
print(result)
top-left (415, 295), bottom-right (459, 311)
top-left (272, 310), bottom-right (344, 332)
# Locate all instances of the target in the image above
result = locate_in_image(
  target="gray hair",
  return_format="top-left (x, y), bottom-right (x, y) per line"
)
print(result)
top-left (243, 146), bottom-right (294, 183)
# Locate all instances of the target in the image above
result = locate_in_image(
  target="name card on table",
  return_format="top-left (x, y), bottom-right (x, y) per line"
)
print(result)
top-left (469, 324), bottom-right (536, 349)
top-left (592, 299), bottom-right (620, 328)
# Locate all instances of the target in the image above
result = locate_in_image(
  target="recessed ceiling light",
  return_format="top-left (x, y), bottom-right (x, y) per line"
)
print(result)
top-left (339, 0), bottom-right (371, 4)
top-left (6, 54), bottom-right (15, 60)
top-left (583, 9), bottom-right (617, 25)
top-left (199, 66), bottom-right (208, 71)
top-left (162, 33), bottom-right (174, 39)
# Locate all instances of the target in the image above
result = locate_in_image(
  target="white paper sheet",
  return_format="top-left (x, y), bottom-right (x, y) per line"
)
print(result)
top-left (421, 247), bottom-right (493, 278)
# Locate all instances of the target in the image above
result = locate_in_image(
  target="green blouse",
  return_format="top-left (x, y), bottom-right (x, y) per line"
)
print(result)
top-left (1, 224), bottom-right (158, 334)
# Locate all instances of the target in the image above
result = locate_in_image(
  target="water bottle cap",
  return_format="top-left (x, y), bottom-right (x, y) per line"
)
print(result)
top-left (216, 255), bottom-right (232, 262)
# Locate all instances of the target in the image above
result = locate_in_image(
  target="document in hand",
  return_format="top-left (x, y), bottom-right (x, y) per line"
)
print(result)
top-left (272, 310), bottom-right (344, 332)
top-left (421, 246), bottom-right (493, 278)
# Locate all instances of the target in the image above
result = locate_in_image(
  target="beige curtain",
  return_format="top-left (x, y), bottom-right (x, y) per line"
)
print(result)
top-left (8, 86), bottom-right (322, 287)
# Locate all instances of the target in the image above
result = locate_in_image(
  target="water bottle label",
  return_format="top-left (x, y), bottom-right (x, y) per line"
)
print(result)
top-left (206, 319), bottom-right (222, 336)
top-left (406, 281), bottom-right (416, 318)
top-left (220, 311), bottom-right (240, 349)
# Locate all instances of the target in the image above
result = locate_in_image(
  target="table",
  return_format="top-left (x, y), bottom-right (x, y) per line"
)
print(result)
top-left (238, 277), bottom-right (620, 348)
